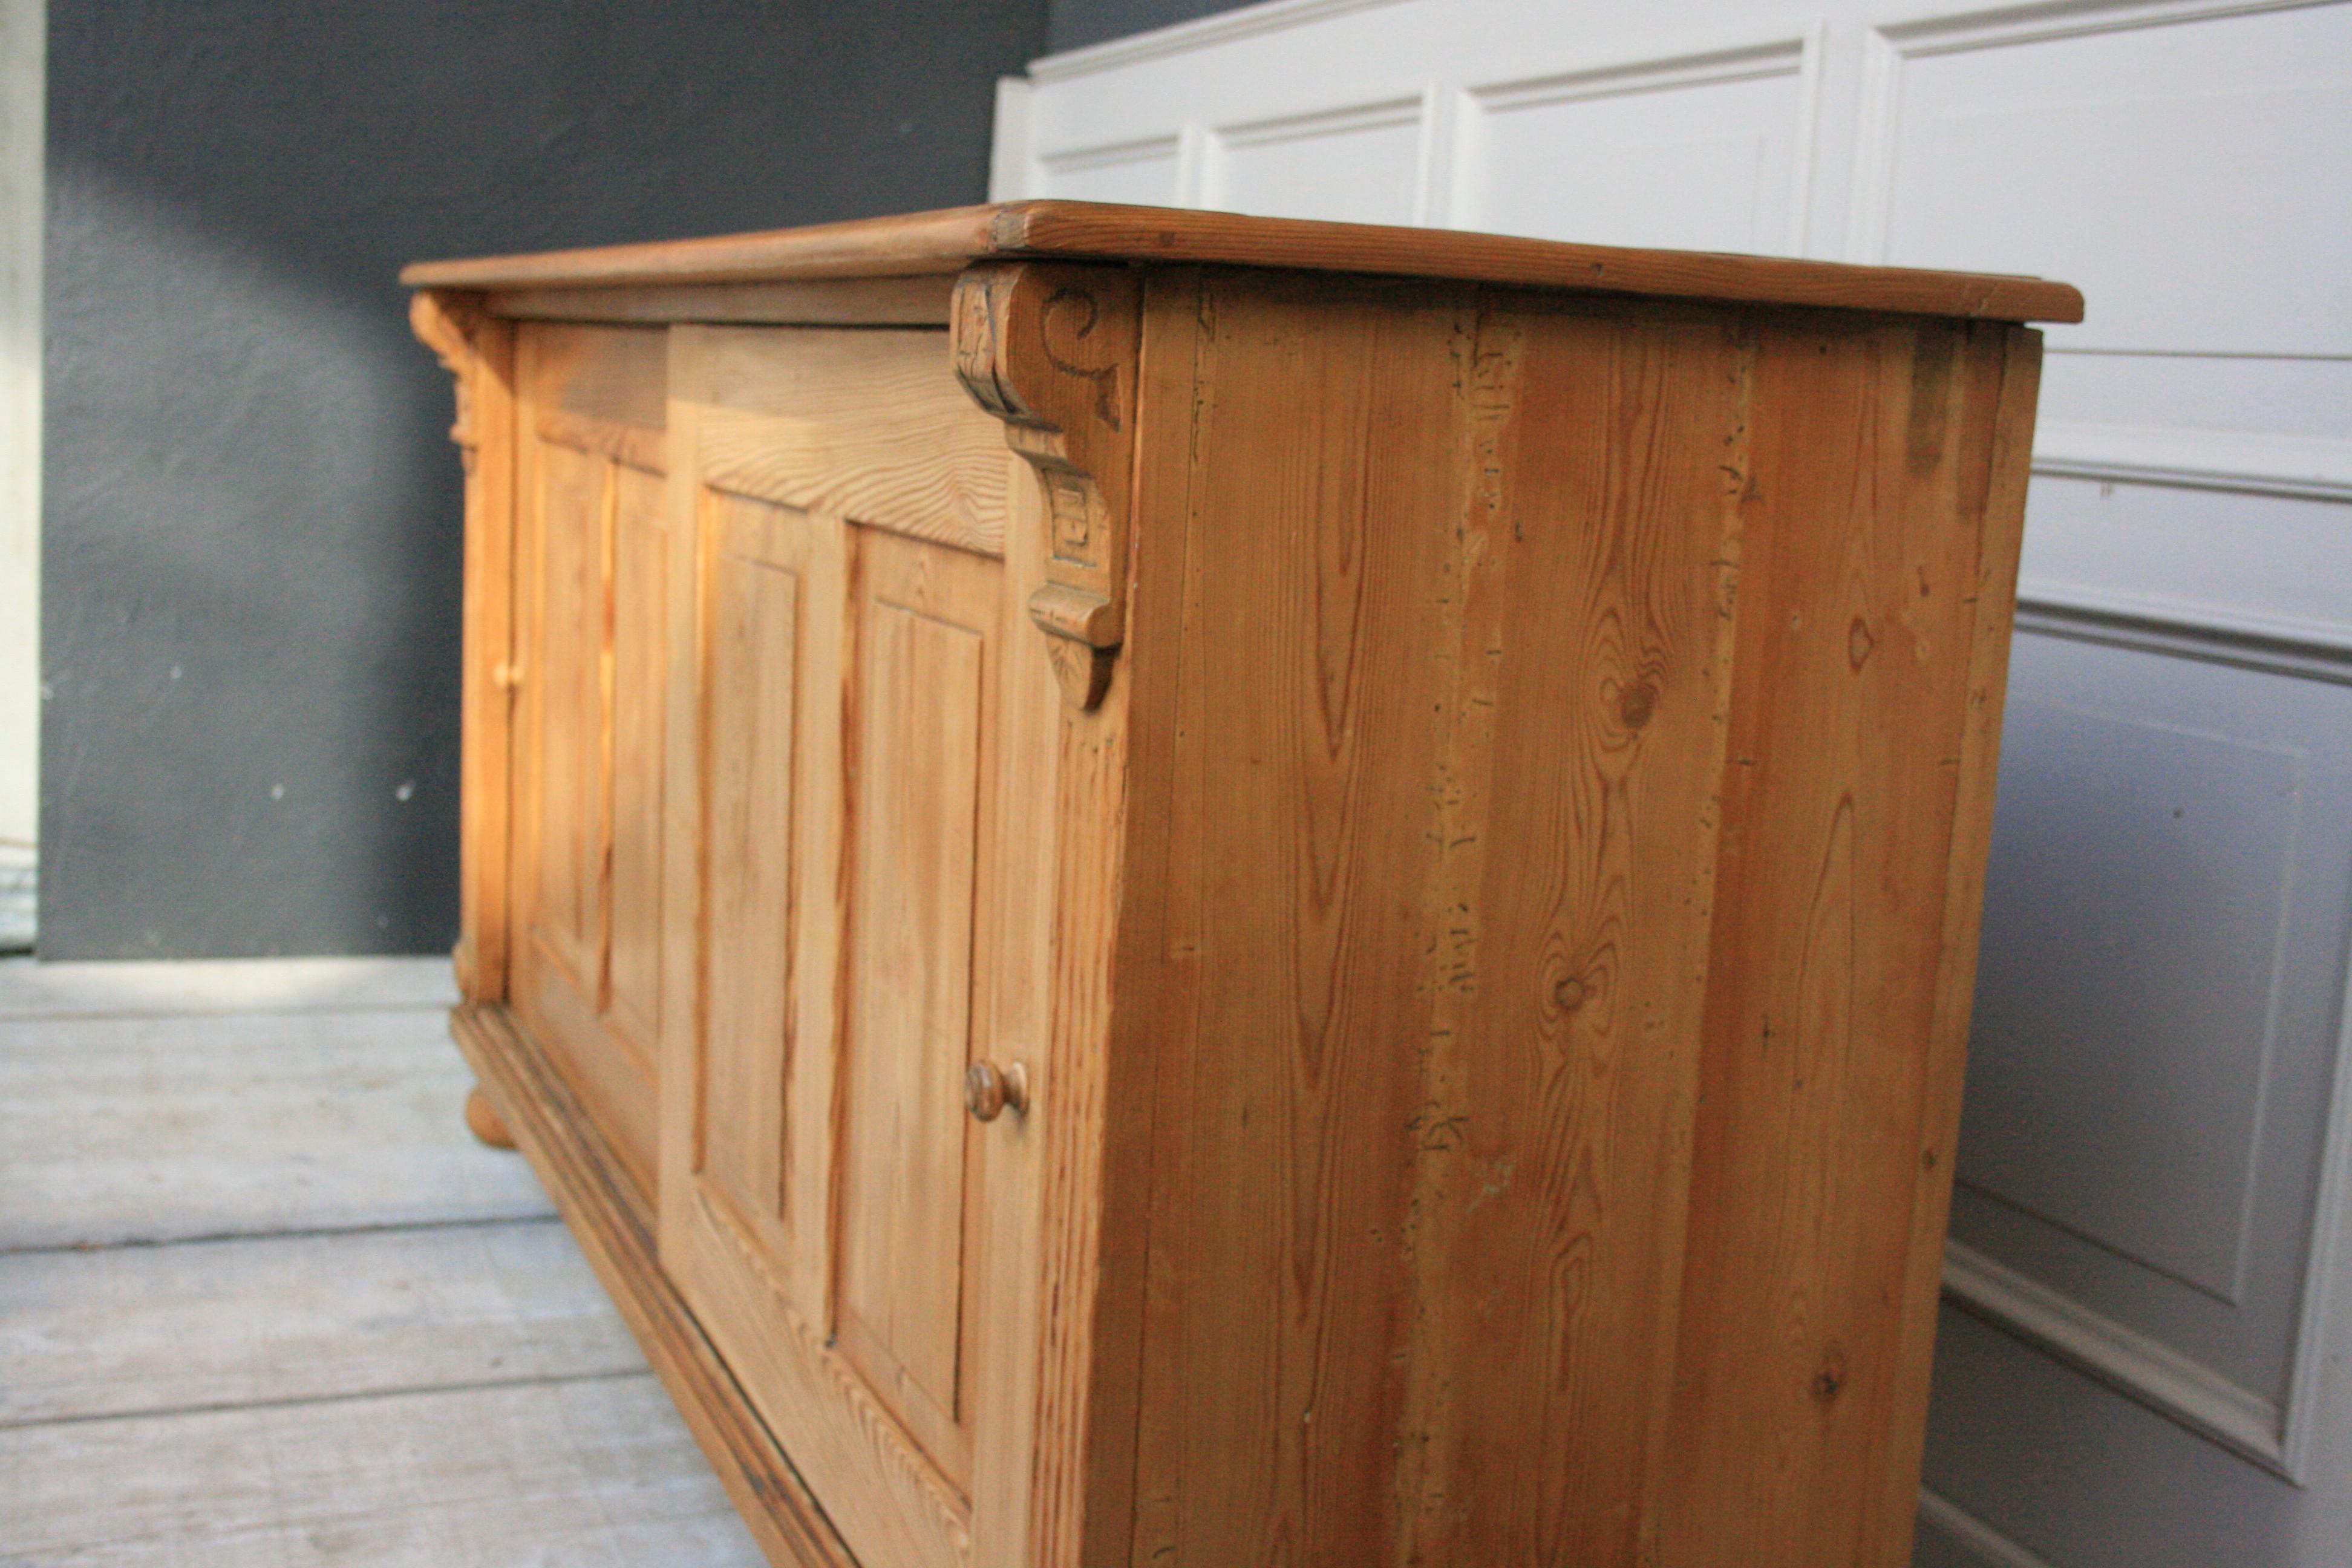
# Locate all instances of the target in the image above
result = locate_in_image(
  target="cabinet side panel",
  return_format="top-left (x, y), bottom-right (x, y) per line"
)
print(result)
top-left (1396, 296), bottom-right (1751, 1567)
top-left (1114, 271), bottom-right (1474, 1567)
top-left (1659, 316), bottom-right (2028, 1567)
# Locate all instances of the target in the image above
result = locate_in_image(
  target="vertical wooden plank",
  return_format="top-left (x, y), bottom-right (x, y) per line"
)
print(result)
top-left (967, 444), bottom-right (1063, 1568)
top-left (1868, 324), bottom-right (2042, 1568)
top-left (1400, 296), bottom-right (1751, 1567)
top-left (836, 528), bottom-right (1001, 1494)
top-left (532, 439), bottom-right (611, 989)
top-left (657, 325), bottom-right (710, 1255)
top-left (780, 506), bottom-right (852, 1334)
top-left (607, 461), bottom-right (668, 1054)
top-left (1027, 267), bottom-right (1204, 1568)
top-left (1659, 314), bottom-right (2019, 1567)
top-left (698, 495), bottom-right (805, 1247)
top-left (1117, 272), bottom-right (1471, 1568)
top-left (509, 324), bottom-right (552, 1027)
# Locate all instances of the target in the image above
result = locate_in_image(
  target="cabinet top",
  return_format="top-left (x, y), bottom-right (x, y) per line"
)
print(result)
top-left (402, 200), bottom-right (2082, 325)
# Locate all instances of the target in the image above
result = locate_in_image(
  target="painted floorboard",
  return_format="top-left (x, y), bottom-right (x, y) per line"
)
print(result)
top-left (1, 958), bottom-right (757, 1562)
top-left (0, 1219), bottom-right (642, 1428)
top-left (0, 1006), bottom-right (552, 1250)
top-left (0, 1374), bottom-right (767, 1566)
top-left (0, 956), bottom-right (457, 1019)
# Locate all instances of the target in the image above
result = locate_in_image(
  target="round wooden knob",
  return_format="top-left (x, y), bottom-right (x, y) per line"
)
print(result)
top-left (964, 1060), bottom-right (1029, 1123)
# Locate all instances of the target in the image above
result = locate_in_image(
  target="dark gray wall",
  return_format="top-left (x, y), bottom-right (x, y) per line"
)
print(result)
top-left (1047, 0), bottom-right (1256, 53)
top-left (42, 0), bottom-right (1047, 959)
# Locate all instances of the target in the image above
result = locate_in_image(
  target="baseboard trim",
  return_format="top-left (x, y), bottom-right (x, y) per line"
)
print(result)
top-left (1917, 1486), bottom-right (2059, 1568)
top-left (449, 1001), bottom-right (855, 1568)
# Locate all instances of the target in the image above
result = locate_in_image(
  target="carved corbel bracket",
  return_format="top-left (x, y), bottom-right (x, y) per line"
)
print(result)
top-left (410, 289), bottom-right (497, 472)
top-left (951, 262), bottom-right (1142, 711)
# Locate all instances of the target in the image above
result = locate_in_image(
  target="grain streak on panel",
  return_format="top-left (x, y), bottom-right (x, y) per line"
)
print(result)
top-left (701, 498), bottom-right (804, 1243)
top-left (1402, 295), bottom-right (1751, 1566)
top-left (699, 328), bottom-right (1008, 555)
top-left (1869, 325), bottom-right (2042, 1567)
top-left (608, 462), bottom-right (668, 1060)
top-left (838, 529), bottom-right (1002, 1495)
top-left (1662, 316), bottom-right (2014, 1567)
top-left (533, 440), bottom-right (609, 988)
top-left (1123, 273), bottom-right (1466, 1567)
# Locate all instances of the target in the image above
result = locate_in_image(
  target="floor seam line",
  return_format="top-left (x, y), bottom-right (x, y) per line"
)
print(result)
top-left (0, 1211), bottom-right (564, 1259)
top-left (0, 1367), bottom-right (655, 1434)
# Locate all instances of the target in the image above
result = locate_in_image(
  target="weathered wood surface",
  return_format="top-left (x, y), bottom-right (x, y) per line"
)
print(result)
top-left (0, 1219), bottom-right (638, 1427)
top-left (0, 1007), bottom-right (551, 1250)
top-left (0, 1376), bottom-right (762, 1566)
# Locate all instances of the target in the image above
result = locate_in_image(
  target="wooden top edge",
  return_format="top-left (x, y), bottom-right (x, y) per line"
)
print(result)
top-left (401, 200), bottom-right (2085, 324)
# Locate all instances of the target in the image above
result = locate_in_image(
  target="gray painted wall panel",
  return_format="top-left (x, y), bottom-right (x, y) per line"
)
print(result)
top-left (42, 0), bottom-right (1047, 958)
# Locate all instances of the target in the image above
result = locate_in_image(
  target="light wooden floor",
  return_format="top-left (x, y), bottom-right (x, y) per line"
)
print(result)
top-left (0, 956), bottom-right (765, 1566)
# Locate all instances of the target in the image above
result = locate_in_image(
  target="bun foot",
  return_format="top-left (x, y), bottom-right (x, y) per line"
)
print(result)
top-left (465, 1086), bottom-right (517, 1150)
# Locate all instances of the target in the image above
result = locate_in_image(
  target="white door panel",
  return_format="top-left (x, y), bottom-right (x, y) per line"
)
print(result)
top-left (1002, 2), bottom-right (2352, 1563)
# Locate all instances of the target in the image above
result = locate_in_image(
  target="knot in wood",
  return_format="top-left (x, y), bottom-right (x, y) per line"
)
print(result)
top-left (1618, 681), bottom-right (1658, 730)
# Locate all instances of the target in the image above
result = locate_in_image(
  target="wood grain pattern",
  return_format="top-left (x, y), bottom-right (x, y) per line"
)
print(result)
top-left (1867, 326), bottom-right (2040, 1568)
top-left (1111, 270), bottom-right (1471, 1568)
top-left (1400, 295), bottom-right (1753, 1568)
top-left (538, 407), bottom-right (667, 474)
top-left (1655, 315), bottom-right (2034, 1568)
top-left (693, 326), bottom-right (1008, 554)
top-left (403, 201), bottom-right (2083, 324)
top-left (963, 442), bottom-right (1073, 1568)
top-left (835, 529), bottom-right (1002, 1494)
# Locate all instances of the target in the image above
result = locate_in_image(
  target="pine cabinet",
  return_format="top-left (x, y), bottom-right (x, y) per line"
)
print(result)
top-left (410, 203), bottom-right (2079, 1568)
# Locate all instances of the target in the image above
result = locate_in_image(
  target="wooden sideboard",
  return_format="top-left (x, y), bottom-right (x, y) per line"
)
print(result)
top-left (407, 202), bottom-right (2080, 1568)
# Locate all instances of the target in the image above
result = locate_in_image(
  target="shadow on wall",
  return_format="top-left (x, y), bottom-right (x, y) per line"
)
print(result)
top-left (38, 0), bottom-right (1049, 960)
top-left (43, 157), bottom-right (456, 958)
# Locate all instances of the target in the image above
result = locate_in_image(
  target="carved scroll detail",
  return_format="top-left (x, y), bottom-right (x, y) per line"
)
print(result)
top-left (951, 263), bottom-right (1142, 710)
top-left (411, 290), bottom-right (495, 474)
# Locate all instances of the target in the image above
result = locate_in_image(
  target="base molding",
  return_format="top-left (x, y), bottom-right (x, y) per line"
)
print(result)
top-left (449, 1001), bottom-right (855, 1568)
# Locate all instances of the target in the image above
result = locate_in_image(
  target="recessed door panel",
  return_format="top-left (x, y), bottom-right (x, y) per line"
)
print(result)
top-left (508, 322), bottom-right (669, 1199)
top-left (531, 439), bottom-right (607, 989)
top-left (607, 462), bottom-right (668, 1058)
top-left (835, 528), bottom-right (999, 1488)
top-left (699, 492), bottom-right (809, 1261)
top-left (658, 324), bottom-right (1050, 1568)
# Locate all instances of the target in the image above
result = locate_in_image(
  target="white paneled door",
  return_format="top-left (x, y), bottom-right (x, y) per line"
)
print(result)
top-left (994, 3), bottom-right (2352, 1565)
